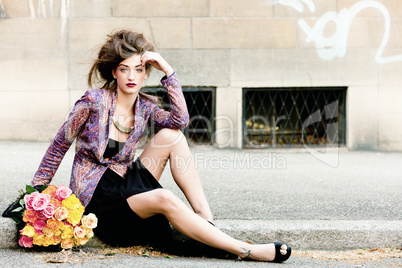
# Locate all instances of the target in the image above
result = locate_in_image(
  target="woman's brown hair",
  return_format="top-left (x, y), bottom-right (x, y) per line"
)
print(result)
top-left (88, 30), bottom-right (156, 90)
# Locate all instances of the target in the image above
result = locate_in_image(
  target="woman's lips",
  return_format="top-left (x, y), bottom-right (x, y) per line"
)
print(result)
top-left (126, 83), bottom-right (136, 88)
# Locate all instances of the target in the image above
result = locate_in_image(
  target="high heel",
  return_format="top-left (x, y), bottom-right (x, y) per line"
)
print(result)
top-left (272, 242), bottom-right (291, 262)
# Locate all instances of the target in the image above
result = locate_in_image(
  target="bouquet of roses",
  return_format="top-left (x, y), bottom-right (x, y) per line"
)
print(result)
top-left (11, 184), bottom-right (97, 249)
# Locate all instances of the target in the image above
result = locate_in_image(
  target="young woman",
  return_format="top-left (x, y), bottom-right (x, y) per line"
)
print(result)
top-left (30, 30), bottom-right (291, 262)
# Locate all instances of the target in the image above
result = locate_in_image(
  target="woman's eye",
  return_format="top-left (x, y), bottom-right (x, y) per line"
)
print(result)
top-left (136, 68), bottom-right (143, 72)
top-left (120, 68), bottom-right (128, 72)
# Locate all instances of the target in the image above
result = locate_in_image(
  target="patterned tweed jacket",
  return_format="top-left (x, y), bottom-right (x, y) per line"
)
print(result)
top-left (31, 73), bottom-right (189, 207)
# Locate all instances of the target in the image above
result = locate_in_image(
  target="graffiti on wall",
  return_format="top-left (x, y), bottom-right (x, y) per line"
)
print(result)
top-left (274, 0), bottom-right (402, 64)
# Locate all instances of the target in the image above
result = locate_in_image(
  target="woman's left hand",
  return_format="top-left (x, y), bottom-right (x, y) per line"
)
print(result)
top-left (141, 51), bottom-right (174, 77)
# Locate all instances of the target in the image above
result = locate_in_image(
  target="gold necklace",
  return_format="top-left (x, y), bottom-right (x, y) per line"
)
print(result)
top-left (112, 115), bottom-right (133, 134)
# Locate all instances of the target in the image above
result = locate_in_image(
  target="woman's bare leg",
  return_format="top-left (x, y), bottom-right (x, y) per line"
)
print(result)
top-left (127, 189), bottom-right (288, 261)
top-left (139, 128), bottom-right (213, 222)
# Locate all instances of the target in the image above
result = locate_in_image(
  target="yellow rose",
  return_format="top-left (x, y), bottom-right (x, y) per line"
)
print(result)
top-left (62, 195), bottom-right (81, 210)
top-left (61, 238), bottom-right (74, 249)
top-left (33, 234), bottom-right (45, 246)
top-left (78, 204), bottom-right (85, 214)
top-left (20, 224), bottom-right (35, 238)
top-left (43, 236), bottom-right (55, 247)
top-left (66, 210), bottom-right (82, 226)
top-left (61, 225), bottom-right (74, 239)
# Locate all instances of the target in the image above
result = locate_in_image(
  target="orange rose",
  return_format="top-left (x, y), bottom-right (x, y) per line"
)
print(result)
top-left (74, 237), bottom-right (89, 246)
top-left (46, 218), bottom-right (59, 230)
top-left (42, 185), bottom-right (57, 197)
top-left (53, 235), bottom-right (62, 245)
top-left (23, 210), bottom-right (38, 224)
top-left (61, 238), bottom-right (74, 249)
top-left (49, 198), bottom-right (62, 209)
top-left (42, 227), bottom-right (54, 237)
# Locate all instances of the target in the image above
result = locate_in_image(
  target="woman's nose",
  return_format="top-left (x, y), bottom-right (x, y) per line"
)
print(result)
top-left (128, 70), bottom-right (135, 80)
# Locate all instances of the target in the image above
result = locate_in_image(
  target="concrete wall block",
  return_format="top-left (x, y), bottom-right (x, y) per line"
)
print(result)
top-left (69, 19), bottom-right (152, 50)
top-left (215, 87), bottom-right (242, 148)
top-left (346, 86), bottom-right (378, 150)
top-left (230, 48), bottom-right (378, 88)
top-left (338, 0), bottom-right (402, 18)
top-left (369, 19), bottom-right (402, 49)
top-left (379, 54), bottom-right (402, 85)
top-left (210, 0), bottom-right (273, 17)
top-left (2, 0), bottom-right (63, 18)
top-left (378, 140), bottom-right (402, 151)
top-left (149, 19), bottom-right (191, 49)
top-left (70, 0), bottom-right (112, 18)
top-left (146, 49), bottom-right (231, 87)
top-left (378, 86), bottom-right (402, 114)
top-left (379, 114), bottom-right (402, 143)
top-left (0, 19), bottom-right (67, 58)
top-left (0, 120), bottom-right (63, 141)
top-left (112, 0), bottom-right (208, 17)
top-left (0, 92), bottom-right (25, 121)
top-left (0, 59), bottom-right (68, 91)
top-left (2, 0), bottom-right (31, 18)
top-left (24, 91), bottom-right (70, 121)
top-left (297, 18), bottom-right (370, 49)
top-left (69, 49), bottom-right (98, 91)
top-left (0, 90), bottom-right (69, 122)
top-left (193, 18), bottom-right (297, 49)
top-left (273, 0), bottom-right (337, 18)
top-left (69, 89), bottom-right (88, 108)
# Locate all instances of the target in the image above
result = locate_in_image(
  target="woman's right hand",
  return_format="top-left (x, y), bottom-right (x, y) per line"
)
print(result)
top-left (141, 51), bottom-right (174, 77)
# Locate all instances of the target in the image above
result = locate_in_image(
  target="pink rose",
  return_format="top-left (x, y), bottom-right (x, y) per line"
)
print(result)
top-left (24, 192), bottom-right (39, 211)
top-left (54, 207), bottom-right (69, 221)
top-left (33, 219), bottom-right (47, 231)
top-left (55, 185), bottom-right (72, 201)
top-left (81, 213), bottom-right (98, 229)
top-left (32, 193), bottom-right (51, 211)
top-left (43, 204), bottom-right (55, 219)
top-left (18, 235), bottom-right (33, 248)
top-left (74, 226), bottom-right (85, 239)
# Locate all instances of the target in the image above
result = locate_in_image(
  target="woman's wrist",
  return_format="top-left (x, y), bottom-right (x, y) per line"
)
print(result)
top-left (164, 66), bottom-right (174, 78)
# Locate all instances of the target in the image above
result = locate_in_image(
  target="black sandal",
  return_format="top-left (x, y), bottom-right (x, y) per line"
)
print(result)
top-left (272, 242), bottom-right (292, 262)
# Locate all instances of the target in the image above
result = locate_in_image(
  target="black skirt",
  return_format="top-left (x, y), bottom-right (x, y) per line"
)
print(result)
top-left (85, 158), bottom-right (172, 247)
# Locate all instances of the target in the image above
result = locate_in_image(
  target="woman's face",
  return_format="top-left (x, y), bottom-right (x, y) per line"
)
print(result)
top-left (112, 54), bottom-right (148, 95)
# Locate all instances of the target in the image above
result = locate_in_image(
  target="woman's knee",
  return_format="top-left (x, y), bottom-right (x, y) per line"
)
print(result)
top-left (153, 189), bottom-right (182, 214)
top-left (153, 128), bottom-right (185, 147)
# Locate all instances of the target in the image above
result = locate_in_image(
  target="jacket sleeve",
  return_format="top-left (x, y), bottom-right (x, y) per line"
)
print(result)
top-left (151, 72), bottom-right (189, 129)
top-left (31, 91), bottom-right (92, 187)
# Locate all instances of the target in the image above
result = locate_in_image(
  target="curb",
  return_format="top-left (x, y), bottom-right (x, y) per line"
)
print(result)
top-left (1, 217), bottom-right (401, 250)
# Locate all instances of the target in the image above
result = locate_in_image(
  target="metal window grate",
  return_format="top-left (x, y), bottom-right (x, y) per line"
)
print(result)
top-left (243, 87), bottom-right (346, 148)
top-left (138, 87), bottom-right (216, 147)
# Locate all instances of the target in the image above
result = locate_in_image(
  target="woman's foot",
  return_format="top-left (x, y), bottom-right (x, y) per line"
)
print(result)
top-left (238, 242), bottom-right (291, 262)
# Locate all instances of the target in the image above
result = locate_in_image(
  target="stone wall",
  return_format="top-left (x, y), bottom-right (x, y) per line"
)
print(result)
top-left (0, 0), bottom-right (401, 151)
